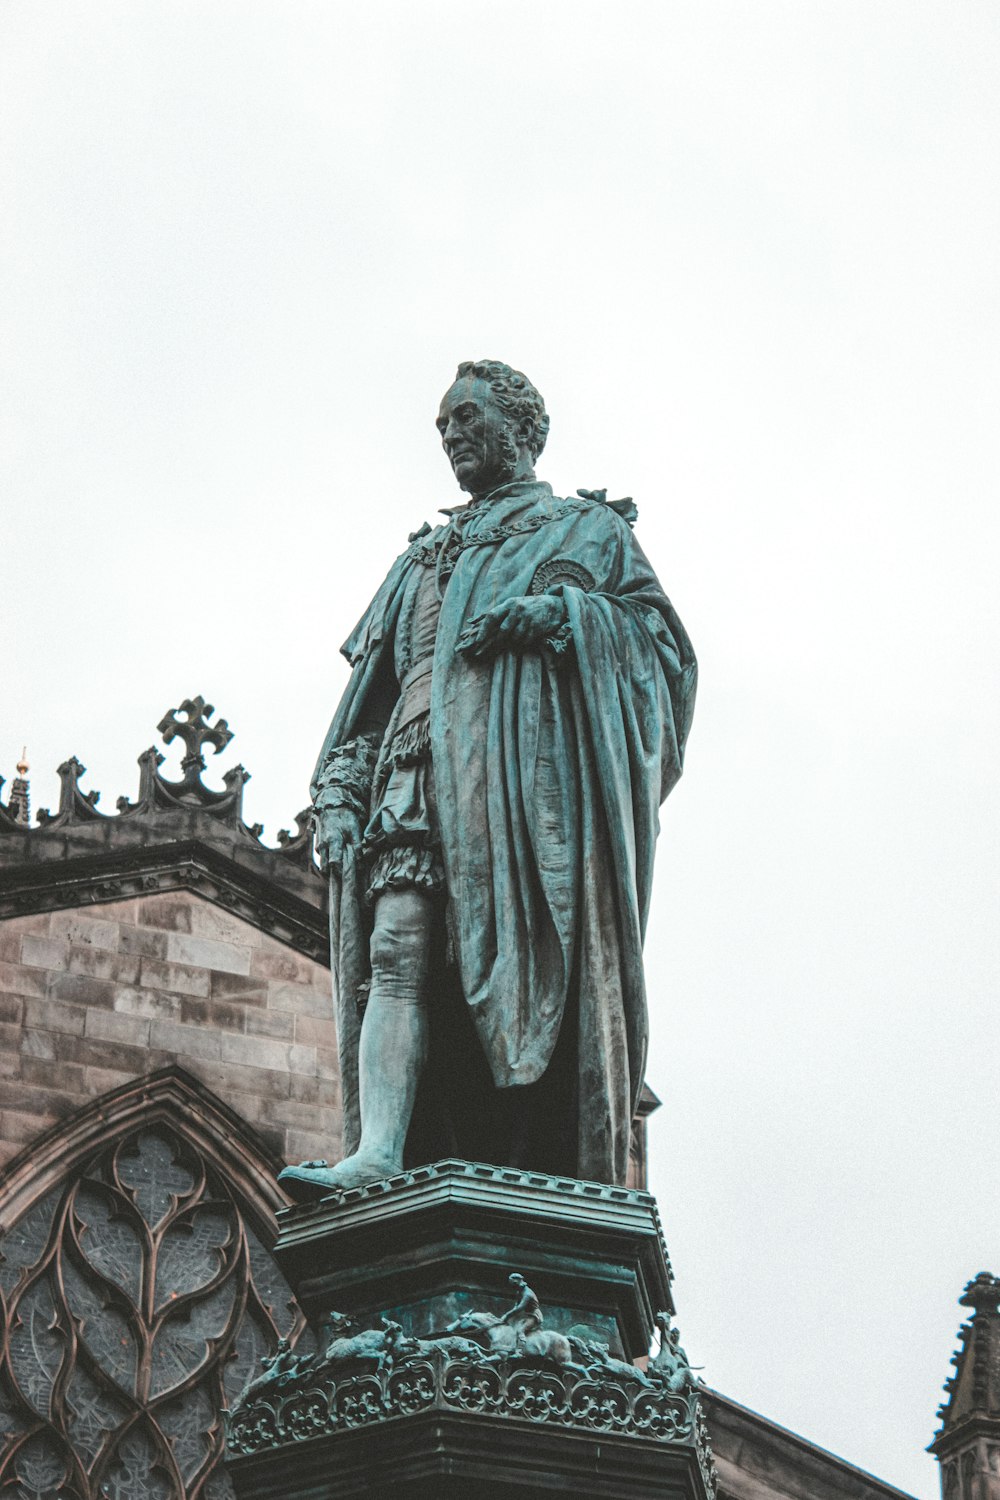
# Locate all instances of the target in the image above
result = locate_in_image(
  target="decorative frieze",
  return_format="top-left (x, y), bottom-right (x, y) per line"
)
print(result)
top-left (227, 1271), bottom-right (716, 1496)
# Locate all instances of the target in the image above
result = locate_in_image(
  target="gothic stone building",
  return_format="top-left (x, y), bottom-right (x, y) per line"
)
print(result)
top-left (0, 701), bottom-right (992, 1499)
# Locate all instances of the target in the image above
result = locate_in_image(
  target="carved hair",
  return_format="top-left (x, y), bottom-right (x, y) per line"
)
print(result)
top-left (455, 359), bottom-right (550, 461)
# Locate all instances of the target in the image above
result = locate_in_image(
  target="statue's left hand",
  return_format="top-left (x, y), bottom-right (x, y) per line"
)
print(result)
top-left (456, 594), bottom-right (566, 658)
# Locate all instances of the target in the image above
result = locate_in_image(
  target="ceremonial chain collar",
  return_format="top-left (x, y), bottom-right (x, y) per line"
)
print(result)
top-left (407, 498), bottom-right (586, 574)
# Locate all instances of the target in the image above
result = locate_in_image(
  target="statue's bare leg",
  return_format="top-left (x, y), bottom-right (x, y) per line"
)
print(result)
top-left (280, 887), bottom-right (432, 1196)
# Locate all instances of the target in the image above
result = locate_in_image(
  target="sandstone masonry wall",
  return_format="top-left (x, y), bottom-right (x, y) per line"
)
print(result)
top-left (0, 889), bottom-right (341, 1170)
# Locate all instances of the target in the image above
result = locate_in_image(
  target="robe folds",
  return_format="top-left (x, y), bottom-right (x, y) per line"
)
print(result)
top-left (312, 478), bottom-right (697, 1186)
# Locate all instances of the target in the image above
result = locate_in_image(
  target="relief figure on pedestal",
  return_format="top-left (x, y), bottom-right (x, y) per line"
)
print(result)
top-left (279, 360), bottom-right (696, 1196)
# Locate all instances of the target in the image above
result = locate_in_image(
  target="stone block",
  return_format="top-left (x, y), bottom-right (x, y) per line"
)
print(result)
top-left (251, 947), bottom-right (321, 985)
top-left (7, 913), bottom-right (51, 933)
top-left (1, 1079), bottom-right (66, 1119)
top-left (20, 1029), bottom-right (56, 1061)
top-left (114, 987), bottom-right (182, 1021)
top-left (0, 1108), bottom-right (59, 1147)
top-left (288, 1073), bottom-right (321, 1105)
top-left (209, 970), bottom-right (269, 1006)
top-left (0, 993), bottom-right (24, 1025)
top-left (287, 1043), bottom-right (318, 1077)
top-left (186, 900), bottom-right (246, 941)
top-left (140, 956), bottom-right (211, 998)
top-left (192, 996), bottom-right (246, 1032)
top-left (195, 1059), bottom-right (290, 1104)
top-left (118, 926), bottom-right (169, 959)
top-left (84, 1064), bottom-right (136, 1095)
top-left (246, 1009), bottom-right (295, 1041)
top-left (260, 1098), bottom-right (339, 1133)
top-left (67, 1035), bottom-right (158, 1076)
top-left (258, 1125), bottom-right (285, 1158)
top-left (137, 896), bottom-right (194, 932)
top-left (149, 1018), bottom-right (223, 1061)
top-left (0, 960), bottom-right (47, 998)
top-left (293, 1012), bottom-right (338, 1048)
top-left (23, 995), bottom-right (86, 1036)
top-left (167, 932), bottom-right (251, 976)
top-left (218, 1032), bottom-right (292, 1072)
top-left (19, 1054), bottom-right (86, 1094)
top-left (0, 1020), bottom-right (24, 1054)
top-left (287, 1073), bottom-right (340, 1109)
top-left (49, 913), bottom-right (119, 950)
top-left (78, 896), bottom-right (137, 926)
top-left (268, 982), bottom-right (331, 1018)
top-left (47, 973), bottom-right (116, 1009)
top-left (282, 1128), bottom-right (332, 1164)
top-left (316, 1046), bottom-right (339, 1081)
top-left (0, 930), bottom-right (25, 962)
top-left (67, 946), bottom-right (141, 984)
top-left (20, 934), bottom-right (70, 971)
top-left (85, 1008), bottom-right (151, 1047)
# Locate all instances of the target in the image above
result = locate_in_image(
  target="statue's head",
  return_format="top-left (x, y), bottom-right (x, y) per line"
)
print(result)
top-left (437, 359), bottom-right (550, 496)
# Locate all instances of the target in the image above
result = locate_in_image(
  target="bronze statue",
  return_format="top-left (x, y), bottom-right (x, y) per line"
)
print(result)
top-left (279, 360), bottom-right (696, 1197)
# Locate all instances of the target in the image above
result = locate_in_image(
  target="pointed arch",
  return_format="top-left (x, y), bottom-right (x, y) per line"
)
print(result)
top-left (0, 1067), bottom-right (313, 1500)
top-left (0, 1066), bottom-right (288, 1233)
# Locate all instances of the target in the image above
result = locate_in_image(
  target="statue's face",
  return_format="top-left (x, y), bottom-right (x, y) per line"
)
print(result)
top-left (436, 376), bottom-right (520, 494)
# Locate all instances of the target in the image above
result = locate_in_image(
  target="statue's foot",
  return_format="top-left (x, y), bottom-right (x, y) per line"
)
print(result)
top-left (277, 1153), bottom-right (400, 1202)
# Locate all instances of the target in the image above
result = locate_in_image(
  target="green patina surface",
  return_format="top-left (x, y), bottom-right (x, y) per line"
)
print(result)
top-left (282, 360), bottom-right (696, 1197)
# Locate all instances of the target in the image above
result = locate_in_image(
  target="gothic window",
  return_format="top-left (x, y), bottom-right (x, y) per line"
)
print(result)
top-left (0, 1121), bottom-right (312, 1499)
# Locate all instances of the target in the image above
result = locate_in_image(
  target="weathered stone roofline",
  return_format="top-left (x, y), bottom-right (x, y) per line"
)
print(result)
top-left (703, 1388), bottom-right (920, 1500)
top-left (0, 696), bottom-right (328, 964)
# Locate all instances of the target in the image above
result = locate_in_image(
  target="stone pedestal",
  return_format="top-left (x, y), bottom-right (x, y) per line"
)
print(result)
top-left (225, 1160), bottom-right (716, 1500)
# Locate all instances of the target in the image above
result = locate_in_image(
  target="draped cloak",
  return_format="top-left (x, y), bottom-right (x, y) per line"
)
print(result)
top-left (312, 479), bottom-right (696, 1186)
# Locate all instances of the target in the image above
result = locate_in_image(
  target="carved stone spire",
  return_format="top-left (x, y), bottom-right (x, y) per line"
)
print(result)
top-left (930, 1273), bottom-right (1000, 1500)
top-left (6, 749), bottom-right (30, 826)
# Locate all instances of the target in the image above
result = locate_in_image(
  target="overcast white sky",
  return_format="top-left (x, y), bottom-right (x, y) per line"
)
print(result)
top-left (2, 3), bottom-right (998, 1493)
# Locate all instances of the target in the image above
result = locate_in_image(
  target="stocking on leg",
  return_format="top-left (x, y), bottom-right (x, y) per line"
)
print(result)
top-left (280, 887), bottom-right (433, 1196)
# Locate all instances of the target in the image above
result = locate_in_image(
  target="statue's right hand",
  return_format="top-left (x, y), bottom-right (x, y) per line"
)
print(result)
top-left (314, 805), bottom-right (364, 875)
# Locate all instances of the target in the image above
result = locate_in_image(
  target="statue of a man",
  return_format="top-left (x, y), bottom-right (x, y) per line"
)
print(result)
top-left (279, 360), bottom-right (696, 1197)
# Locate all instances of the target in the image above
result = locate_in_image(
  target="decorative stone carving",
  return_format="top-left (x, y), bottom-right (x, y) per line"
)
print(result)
top-left (0, 699), bottom-right (325, 957)
top-left (159, 694), bottom-right (234, 768)
top-left (0, 1085), bottom-right (314, 1500)
top-left (36, 756), bottom-right (106, 828)
top-left (0, 752), bottom-right (30, 829)
top-left (226, 1272), bottom-right (716, 1494)
top-left (0, 777), bottom-right (27, 833)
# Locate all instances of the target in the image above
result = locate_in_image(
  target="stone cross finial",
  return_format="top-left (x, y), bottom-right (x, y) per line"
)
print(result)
top-left (158, 697), bottom-right (234, 782)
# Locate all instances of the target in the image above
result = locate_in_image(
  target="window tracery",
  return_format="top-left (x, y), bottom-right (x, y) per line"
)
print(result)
top-left (0, 1122), bottom-right (311, 1499)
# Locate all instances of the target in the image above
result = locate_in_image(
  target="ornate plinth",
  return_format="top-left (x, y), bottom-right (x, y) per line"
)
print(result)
top-left (225, 1161), bottom-right (716, 1500)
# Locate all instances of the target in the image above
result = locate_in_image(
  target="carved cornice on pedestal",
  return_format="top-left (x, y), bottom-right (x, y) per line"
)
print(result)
top-left (227, 1270), bottom-right (716, 1496)
top-left (273, 1157), bottom-right (675, 1354)
top-left (226, 1169), bottom-right (715, 1500)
